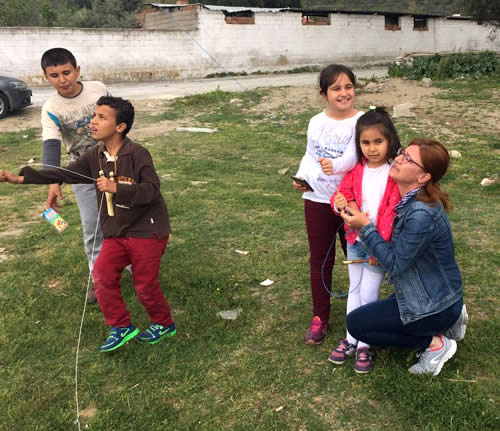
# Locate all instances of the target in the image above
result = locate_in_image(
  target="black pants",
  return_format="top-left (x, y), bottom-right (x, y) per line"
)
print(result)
top-left (346, 295), bottom-right (462, 351)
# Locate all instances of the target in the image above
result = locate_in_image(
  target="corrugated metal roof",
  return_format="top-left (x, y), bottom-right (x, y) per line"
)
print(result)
top-left (203, 5), bottom-right (286, 13)
top-left (148, 3), bottom-right (287, 13)
top-left (145, 3), bottom-right (462, 18)
top-left (287, 7), bottom-right (444, 18)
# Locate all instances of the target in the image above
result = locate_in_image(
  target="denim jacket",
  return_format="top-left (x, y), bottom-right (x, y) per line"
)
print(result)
top-left (358, 197), bottom-right (462, 324)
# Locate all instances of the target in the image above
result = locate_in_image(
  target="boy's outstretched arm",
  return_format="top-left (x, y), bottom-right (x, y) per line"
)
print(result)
top-left (0, 170), bottom-right (24, 184)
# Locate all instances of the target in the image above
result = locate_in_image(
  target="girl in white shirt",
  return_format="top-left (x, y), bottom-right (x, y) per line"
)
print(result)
top-left (293, 64), bottom-right (363, 345)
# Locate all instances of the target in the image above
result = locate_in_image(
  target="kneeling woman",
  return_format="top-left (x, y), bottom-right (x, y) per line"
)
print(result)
top-left (341, 138), bottom-right (467, 375)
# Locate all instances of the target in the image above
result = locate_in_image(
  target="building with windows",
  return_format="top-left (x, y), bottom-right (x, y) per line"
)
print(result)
top-left (1, 3), bottom-right (498, 83)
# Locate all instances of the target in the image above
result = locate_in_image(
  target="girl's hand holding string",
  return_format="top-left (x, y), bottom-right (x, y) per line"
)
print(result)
top-left (318, 157), bottom-right (334, 175)
top-left (96, 176), bottom-right (117, 193)
top-left (341, 205), bottom-right (370, 230)
top-left (0, 170), bottom-right (23, 184)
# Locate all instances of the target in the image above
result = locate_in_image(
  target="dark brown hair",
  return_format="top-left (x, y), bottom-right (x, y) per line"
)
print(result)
top-left (318, 64), bottom-right (356, 95)
top-left (41, 48), bottom-right (77, 72)
top-left (355, 107), bottom-right (401, 163)
top-left (96, 96), bottom-right (135, 137)
top-left (410, 138), bottom-right (452, 211)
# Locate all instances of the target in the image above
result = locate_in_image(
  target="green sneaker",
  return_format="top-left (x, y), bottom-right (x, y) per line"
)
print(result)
top-left (100, 325), bottom-right (139, 352)
top-left (136, 323), bottom-right (176, 345)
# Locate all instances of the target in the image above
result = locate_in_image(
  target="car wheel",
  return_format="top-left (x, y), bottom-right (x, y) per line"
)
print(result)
top-left (0, 92), bottom-right (9, 119)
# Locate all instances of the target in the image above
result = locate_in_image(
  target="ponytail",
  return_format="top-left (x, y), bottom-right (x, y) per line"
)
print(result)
top-left (410, 138), bottom-right (452, 211)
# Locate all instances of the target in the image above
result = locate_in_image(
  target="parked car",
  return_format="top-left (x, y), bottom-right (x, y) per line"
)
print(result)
top-left (0, 76), bottom-right (32, 119)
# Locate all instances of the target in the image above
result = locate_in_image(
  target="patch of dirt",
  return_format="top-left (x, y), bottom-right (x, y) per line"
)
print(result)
top-left (0, 78), bottom-right (495, 140)
top-left (0, 228), bottom-right (24, 238)
top-left (79, 405), bottom-right (97, 419)
top-left (0, 106), bottom-right (42, 133)
top-left (0, 247), bottom-right (13, 262)
top-left (47, 280), bottom-right (64, 290)
top-left (357, 78), bottom-right (440, 108)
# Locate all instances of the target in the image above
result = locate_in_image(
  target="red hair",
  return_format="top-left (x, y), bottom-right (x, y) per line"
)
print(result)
top-left (409, 138), bottom-right (452, 211)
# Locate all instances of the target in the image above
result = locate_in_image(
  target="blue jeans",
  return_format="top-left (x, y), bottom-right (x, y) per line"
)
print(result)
top-left (72, 183), bottom-right (103, 273)
top-left (347, 241), bottom-right (384, 274)
top-left (346, 295), bottom-right (463, 351)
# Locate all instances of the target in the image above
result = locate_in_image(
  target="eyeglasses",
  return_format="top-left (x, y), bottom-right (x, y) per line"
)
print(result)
top-left (396, 148), bottom-right (425, 170)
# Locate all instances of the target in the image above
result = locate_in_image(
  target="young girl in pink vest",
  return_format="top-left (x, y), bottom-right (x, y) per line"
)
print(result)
top-left (329, 107), bottom-right (401, 373)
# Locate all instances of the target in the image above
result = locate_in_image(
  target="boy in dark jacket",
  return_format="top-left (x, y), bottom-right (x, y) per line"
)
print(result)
top-left (1, 96), bottom-right (176, 352)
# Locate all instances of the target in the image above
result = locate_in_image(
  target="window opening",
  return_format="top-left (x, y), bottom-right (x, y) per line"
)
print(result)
top-left (385, 15), bottom-right (400, 31)
top-left (302, 13), bottom-right (330, 25)
top-left (224, 10), bottom-right (255, 25)
top-left (413, 17), bottom-right (428, 31)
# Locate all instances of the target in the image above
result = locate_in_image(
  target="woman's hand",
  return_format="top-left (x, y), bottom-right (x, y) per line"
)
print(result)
top-left (318, 158), bottom-right (334, 175)
top-left (341, 205), bottom-right (370, 230)
top-left (96, 177), bottom-right (117, 193)
top-left (292, 180), bottom-right (308, 192)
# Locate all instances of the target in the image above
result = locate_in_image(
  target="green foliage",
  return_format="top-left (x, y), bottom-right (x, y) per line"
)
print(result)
top-left (0, 0), bottom-right (143, 27)
top-left (388, 52), bottom-right (498, 80)
top-left (465, 0), bottom-right (500, 27)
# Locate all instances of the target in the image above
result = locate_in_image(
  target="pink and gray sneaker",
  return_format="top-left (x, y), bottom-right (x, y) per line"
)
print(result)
top-left (354, 347), bottom-right (374, 374)
top-left (304, 316), bottom-right (329, 344)
top-left (328, 338), bottom-right (356, 364)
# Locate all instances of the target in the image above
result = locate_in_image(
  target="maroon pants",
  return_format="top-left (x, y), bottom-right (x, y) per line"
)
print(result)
top-left (93, 235), bottom-right (174, 328)
top-left (304, 199), bottom-right (346, 322)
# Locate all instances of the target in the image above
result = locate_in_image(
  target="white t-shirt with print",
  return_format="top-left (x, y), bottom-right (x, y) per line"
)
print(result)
top-left (295, 110), bottom-right (364, 203)
top-left (41, 81), bottom-right (108, 163)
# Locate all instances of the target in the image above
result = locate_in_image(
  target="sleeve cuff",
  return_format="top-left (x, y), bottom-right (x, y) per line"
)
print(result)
top-left (359, 223), bottom-right (377, 240)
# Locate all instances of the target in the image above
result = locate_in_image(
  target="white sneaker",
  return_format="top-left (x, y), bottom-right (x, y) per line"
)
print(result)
top-left (408, 335), bottom-right (457, 376)
top-left (444, 304), bottom-right (468, 341)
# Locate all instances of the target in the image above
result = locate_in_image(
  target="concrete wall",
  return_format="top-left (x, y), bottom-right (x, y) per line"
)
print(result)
top-left (1, 8), bottom-right (498, 86)
top-left (0, 26), bottom-right (202, 85)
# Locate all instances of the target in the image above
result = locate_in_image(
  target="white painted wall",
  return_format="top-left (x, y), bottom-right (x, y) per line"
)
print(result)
top-left (0, 9), bottom-right (498, 86)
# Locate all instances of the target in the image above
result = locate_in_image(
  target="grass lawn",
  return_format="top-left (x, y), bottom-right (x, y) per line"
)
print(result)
top-left (0, 77), bottom-right (498, 430)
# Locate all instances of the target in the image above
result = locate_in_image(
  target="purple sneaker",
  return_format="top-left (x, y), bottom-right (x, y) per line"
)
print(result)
top-left (328, 338), bottom-right (356, 364)
top-left (354, 347), bottom-right (374, 374)
top-left (304, 316), bottom-right (329, 344)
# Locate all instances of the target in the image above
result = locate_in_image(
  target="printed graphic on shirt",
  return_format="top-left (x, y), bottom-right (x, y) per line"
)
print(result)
top-left (114, 176), bottom-right (136, 210)
top-left (314, 127), bottom-right (353, 159)
top-left (116, 176), bottom-right (136, 185)
top-left (41, 81), bottom-right (107, 163)
top-left (55, 103), bottom-right (96, 161)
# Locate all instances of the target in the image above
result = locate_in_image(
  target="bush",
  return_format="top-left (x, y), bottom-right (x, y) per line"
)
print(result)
top-left (388, 52), bottom-right (498, 80)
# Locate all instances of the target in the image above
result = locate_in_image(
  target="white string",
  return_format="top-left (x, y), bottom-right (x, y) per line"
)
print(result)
top-left (74, 192), bottom-right (104, 430)
top-left (184, 32), bottom-right (249, 93)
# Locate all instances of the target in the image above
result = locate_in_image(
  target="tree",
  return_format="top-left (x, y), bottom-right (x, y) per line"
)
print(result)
top-left (465, 0), bottom-right (500, 27)
top-left (0, 0), bottom-right (61, 26)
top-left (0, 0), bottom-right (144, 27)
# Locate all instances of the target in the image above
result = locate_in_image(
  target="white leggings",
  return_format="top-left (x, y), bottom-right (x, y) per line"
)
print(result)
top-left (346, 263), bottom-right (384, 348)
